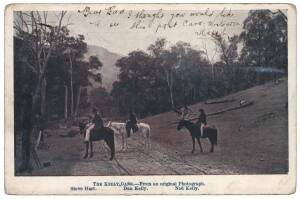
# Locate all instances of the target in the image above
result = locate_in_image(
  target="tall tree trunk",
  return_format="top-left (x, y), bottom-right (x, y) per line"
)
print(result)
top-left (69, 53), bottom-right (74, 118)
top-left (16, 11), bottom-right (67, 173)
top-left (19, 92), bottom-right (33, 173)
top-left (64, 85), bottom-right (68, 120)
top-left (20, 128), bottom-right (31, 172)
top-left (40, 78), bottom-right (47, 117)
top-left (166, 71), bottom-right (174, 108)
top-left (74, 85), bottom-right (82, 117)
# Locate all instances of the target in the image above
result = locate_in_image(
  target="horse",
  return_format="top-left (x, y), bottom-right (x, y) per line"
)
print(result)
top-left (177, 119), bottom-right (218, 153)
top-left (79, 122), bottom-right (115, 160)
top-left (106, 121), bottom-right (151, 151)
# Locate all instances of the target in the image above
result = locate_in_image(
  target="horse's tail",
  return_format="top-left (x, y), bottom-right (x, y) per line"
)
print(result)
top-left (111, 137), bottom-right (115, 160)
top-left (107, 129), bottom-right (115, 160)
top-left (146, 126), bottom-right (151, 149)
top-left (214, 128), bottom-right (218, 145)
top-left (146, 125), bottom-right (150, 139)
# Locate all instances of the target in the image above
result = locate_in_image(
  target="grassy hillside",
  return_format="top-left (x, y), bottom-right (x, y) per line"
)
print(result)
top-left (144, 78), bottom-right (288, 174)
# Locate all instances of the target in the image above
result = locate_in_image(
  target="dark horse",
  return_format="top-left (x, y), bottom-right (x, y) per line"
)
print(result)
top-left (177, 120), bottom-right (218, 153)
top-left (79, 123), bottom-right (115, 160)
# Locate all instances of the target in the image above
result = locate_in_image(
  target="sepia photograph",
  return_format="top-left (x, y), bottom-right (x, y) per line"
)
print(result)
top-left (4, 3), bottom-right (296, 194)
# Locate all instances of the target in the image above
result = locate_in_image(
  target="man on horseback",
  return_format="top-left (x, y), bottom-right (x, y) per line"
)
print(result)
top-left (196, 108), bottom-right (207, 137)
top-left (126, 110), bottom-right (138, 137)
top-left (84, 108), bottom-right (104, 142)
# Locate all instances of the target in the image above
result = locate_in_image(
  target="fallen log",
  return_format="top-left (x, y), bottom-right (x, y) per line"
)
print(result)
top-left (207, 101), bottom-right (254, 116)
top-left (205, 98), bottom-right (236, 105)
top-left (170, 101), bottom-right (254, 124)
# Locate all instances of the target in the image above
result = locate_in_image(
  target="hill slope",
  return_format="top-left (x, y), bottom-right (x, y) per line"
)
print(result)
top-left (144, 78), bottom-right (288, 174)
top-left (29, 78), bottom-right (288, 176)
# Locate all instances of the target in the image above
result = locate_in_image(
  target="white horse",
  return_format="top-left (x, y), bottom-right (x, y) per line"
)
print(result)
top-left (106, 121), bottom-right (151, 151)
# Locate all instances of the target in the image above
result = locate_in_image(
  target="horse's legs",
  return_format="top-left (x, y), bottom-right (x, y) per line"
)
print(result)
top-left (191, 137), bottom-right (195, 153)
top-left (208, 137), bottom-right (214, 152)
top-left (148, 137), bottom-right (151, 150)
top-left (126, 127), bottom-right (130, 138)
top-left (105, 136), bottom-right (115, 160)
top-left (197, 137), bottom-right (203, 152)
top-left (144, 131), bottom-right (148, 150)
top-left (90, 141), bottom-right (93, 157)
top-left (146, 130), bottom-right (151, 150)
top-left (83, 142), bottom-right (89, 159)
top-left (124, 134), bottom-right (128, 150)
top-left (144, 131), bottom-right (150, 151)
top-left (121, 134), bottom-right (125, 151)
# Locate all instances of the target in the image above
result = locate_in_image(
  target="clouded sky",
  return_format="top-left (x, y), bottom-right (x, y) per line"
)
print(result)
top-left (47, 6), bottom-right (249, 58)
top-left (15, 5), bottom-right (250, 58)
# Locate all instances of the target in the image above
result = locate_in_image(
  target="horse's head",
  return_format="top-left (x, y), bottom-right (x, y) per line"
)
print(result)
top-left (177, 119), bottom-right (187, 131)
top-left (78, 122), bottom-right (86, 135)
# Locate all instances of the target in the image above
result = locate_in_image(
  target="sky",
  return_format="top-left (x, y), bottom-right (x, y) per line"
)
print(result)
top-left (42, 6), bottom-right (249, 58)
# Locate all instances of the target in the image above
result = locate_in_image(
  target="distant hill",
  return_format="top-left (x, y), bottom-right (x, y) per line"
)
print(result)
top-left (85, 45), bottom-right (122, 91)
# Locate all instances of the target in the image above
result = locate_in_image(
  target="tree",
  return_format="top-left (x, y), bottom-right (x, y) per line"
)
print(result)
top-left (148, 38), bottom-right (177, 108)
top-left (111, 39), bottom-right (210, 117)
top-left (55, 30), bottom-right (86, 119)
top-left (202, 40), bottom-right (218, 81)
top-left (111, 50), bottom-right (157, 117)
top-left (14, 11), bottom-right (68, 117)
top-left (168, 41), bottom-right (210, 104)
top-left (211, 33), bottom-right (239, 67)
top-left (88, 55), bottom-right (103, 83)
top-left (14, 13), bottom-right (104, 172)
top-left (148, 39), bottom-right (211, 106)
top-left (75, 55), bottom-right (103, 117)
top-left (47, 32), bottom-right (101, 119)
top-left (14, 37), bottom-right (38, 173)
top-left (239, 10), bottom-right (287, 70)
top-left (14, 11), bottom-right (68, 172)
top-left (211, 32), bottom-right (240, 93)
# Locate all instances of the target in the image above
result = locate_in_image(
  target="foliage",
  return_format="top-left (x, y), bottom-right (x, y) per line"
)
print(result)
top-left (239, 10), bottom-right (287, 70)
top-left (111, 39), bottom-right (211, 117)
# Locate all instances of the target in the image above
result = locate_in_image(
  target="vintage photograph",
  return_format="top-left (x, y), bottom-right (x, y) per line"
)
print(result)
top-left (5, 3), bottom-right (296, 194)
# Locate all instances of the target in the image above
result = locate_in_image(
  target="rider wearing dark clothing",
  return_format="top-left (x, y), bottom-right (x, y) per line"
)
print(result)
top-left (126, 111), bottom-right (138, 137)
top-left (84, 108), bottom-right (104, 142)
top-left (129, 112), bottom-right (137, 124)
top-left (92, 112), bottom-right (103, 129)
top-left (197, 109), bottom-right (207, 125)
top-left (197, 109), bottom-right (207, 137)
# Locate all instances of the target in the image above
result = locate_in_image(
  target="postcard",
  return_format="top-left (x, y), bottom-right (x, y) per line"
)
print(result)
top-left (4, 3), bottom-right (296, 194)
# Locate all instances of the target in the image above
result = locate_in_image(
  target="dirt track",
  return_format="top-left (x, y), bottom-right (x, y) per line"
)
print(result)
top-left (28, 79), bottom-right (288, 176)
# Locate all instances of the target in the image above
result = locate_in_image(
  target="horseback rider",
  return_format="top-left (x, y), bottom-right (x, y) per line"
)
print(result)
top-left (196, 108), bottom-right (207, 137)
top-left (84, 108), bottom-right (103, 142)
top-left (126, 110), bottom-right (138, 137)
